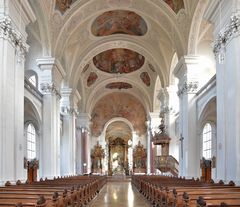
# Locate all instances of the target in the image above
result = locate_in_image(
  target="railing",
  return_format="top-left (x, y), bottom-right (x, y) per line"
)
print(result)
top-left (154, 155), bottom-right (179, 176)
top-left (24, 78), bottom-right (43, 102)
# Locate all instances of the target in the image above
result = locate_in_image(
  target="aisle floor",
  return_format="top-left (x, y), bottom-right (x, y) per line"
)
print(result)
top-left (88, 181), bottom-right (150, 207)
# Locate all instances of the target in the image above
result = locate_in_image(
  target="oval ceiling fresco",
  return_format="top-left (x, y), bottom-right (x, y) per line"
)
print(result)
top-left (91, 10), bottom-right (148, 36)
top-left (93, 48), bottom-right (145, 74)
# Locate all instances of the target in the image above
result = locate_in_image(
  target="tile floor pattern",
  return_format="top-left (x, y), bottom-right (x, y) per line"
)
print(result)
top-left (88, 181), bottom-right (151, 207)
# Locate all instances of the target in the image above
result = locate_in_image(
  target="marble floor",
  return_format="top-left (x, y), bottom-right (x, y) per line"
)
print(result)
top-left (88, 181), bottom-right (151, 207)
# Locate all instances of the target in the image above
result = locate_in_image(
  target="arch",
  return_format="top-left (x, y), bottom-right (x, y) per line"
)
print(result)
top-left (187, 0), bottom-right (209, 54)
top-left (53, 0), bottom-right (185, 60)
top-left (103, 117), bottom-right (135, 134)
top-left (85, 77), bottom-right (151, 115)
top-left (70, 39), bottom-right (167, 90)
top-left (153, 76), bottom-right (161, 112)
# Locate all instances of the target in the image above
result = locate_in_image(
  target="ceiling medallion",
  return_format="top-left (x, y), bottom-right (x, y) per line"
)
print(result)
top-left (93, 48), bottom-right (145, 74)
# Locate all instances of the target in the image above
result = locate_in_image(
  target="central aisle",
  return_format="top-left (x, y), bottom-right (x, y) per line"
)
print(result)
top-left (88, 181), bottom-right (150, 207)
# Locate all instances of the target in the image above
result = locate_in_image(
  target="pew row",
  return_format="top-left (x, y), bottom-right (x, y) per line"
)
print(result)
top-left (132, 175), bottom-right (240, 207)
top-left (0, 175), bottom-right (106, 207)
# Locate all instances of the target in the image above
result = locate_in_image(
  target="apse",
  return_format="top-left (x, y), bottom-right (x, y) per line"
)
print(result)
top-left (93, 48), bottom-right (145, 74)
top-left (91, 10), bottom-right (148, 36)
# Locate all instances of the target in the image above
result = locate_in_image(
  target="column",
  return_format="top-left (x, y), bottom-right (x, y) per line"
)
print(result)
top-left (213, 10), bottom-right (240, 182)
top-left (0, 0), bottom-right (35, 185)
top-left (174, 56), bottom-right (199, 178)
top-left (60, 88), bottom-right (81, 176)
top-left (37, 58), bottom-right (65, 179)
top-left (76, 113), bottom-right (91, 174)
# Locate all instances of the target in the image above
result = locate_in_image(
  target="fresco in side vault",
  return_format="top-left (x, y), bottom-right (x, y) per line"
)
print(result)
top-left (93, 48), bottom-right (145, 74)
top-left (140, 72), bottom-right (151, 86)
top-left (91, 10), bottom-right (147, 36)
top-left (87, 72), bottom-right (98, 87)
top-left (163, 0), bottom-right (184, 14)
top-left (91, 92), bottom-right (147, 136)
top-left (106, 82), bottom-right (133, 89)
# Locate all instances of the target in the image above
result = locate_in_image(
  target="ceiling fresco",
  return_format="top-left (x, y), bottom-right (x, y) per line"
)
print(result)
top-left (91, 10), bottom-right (148, 36)
top-left (93, 48), bottom-right (145, 74)
top-left (140, 72), bottom-right (151, 86)
top-left (87, 72), bottom-right (98, 87)
top-left (55, 0), bottom-right (77, 14)
top-left (163, 0), bottom-right (184, 14)
top-left (106, 82), bottom-right (133, 90)
top-left (91, 92), bottom-right (147, 137)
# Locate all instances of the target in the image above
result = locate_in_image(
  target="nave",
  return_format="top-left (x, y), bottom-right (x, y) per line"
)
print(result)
top-left (88, 181), bottom-right (149, 207)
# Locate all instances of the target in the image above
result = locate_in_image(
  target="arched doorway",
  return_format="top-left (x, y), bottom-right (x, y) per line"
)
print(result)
top-left (105, 121), bottom-right (133, 176)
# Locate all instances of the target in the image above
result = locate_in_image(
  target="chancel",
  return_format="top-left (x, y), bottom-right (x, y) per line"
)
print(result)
top-left (1, 0), bottom-right (240, 206)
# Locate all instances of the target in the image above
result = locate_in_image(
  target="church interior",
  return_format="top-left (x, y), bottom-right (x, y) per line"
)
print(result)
top-left (1, 0), bottom-right (240, 206)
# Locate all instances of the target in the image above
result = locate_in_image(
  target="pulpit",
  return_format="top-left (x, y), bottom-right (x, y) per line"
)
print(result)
top-left (200, 157), bottom-right (212, 182)
top-left (153, 116), bottom-right (179, 176)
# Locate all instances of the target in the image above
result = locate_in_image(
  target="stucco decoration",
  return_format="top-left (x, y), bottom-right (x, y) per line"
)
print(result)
top-left (140, 72), bottom-right (151, 86)
top-left (87, 72), bottom-right (98, 87)
top-left (93, 48), bottom-right (145, 74)
top-left (91, 10), bottom-right (147, 36)
top-left (91, 92), bottom-right (147, 136)
top-left (106, 82), bottom-right (133, 89)
top-left (163, 0), bottom-right (184, 14)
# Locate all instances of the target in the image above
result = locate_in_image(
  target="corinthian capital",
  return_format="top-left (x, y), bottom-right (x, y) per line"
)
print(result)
top-left (177, 81), bottom-right (199, 96)
top-left (213, 13), bottom-right (240, 56)
top-left (40, 82), bottom-right (61, 98)
top-left (0, 17), bottom-right (28, 55)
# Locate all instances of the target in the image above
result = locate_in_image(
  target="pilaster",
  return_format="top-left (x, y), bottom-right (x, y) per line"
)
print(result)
top-left (213, 11), bottom-right (240, 183)
top-left (76, 113), bottom-right (91, 174)
top-left (174, 56), bottom-right (199, 178)
top-left (60, 88), bottom-right (81, 176)
top-left (147, 112), bottom-right (161, 174)
top-left (37, 58), bottom-right (65, 178)
top-left (0, 0), bottom-right (35, 184)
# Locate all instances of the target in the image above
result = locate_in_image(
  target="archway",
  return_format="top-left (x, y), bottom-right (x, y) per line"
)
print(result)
top-left (105, 121), bottom-right (132, 176)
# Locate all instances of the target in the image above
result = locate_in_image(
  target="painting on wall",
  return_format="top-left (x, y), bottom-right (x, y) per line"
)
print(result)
top-left (140, 72), bottom-right (150, 86)
top-left (163, 0), bottom-right (184, 14)
top-left (106, 82), bottom-right (133, 90)
top-left (87, 72), bottom-right (98, 87)
top-left (91, 92), bottom-right (147, 136)
top-left (91, 10), bottom-right (147, 36)
top-left (93, 48), bottom-right (145, 74)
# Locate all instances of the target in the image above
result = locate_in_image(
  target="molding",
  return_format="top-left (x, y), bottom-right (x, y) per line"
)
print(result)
top-left (40, 82), bottom-right (61, 99)
top-left (177, 81), bottom-right (199, 96)
top-left (36, 57), bottom-right (66, 78)
top-left (213, 12), bottom-right (240, 56)
top-left (0, 17), bottom-right (28, 54)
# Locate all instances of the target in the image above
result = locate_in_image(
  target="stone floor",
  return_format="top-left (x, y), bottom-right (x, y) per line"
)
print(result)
top-left (88, 181), bottom-right (151, 207)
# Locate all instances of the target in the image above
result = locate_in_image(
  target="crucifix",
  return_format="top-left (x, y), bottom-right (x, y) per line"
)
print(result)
top-left (179, 134), bottom-right (184, 158)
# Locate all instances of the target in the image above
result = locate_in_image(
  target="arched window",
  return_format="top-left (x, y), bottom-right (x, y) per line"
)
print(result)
top-left (28, 75), bottom-right (37, 87)
top-left (26, 123), bottom-right (36, 159)
top-left (202, 123), bottom-right (212, 159)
